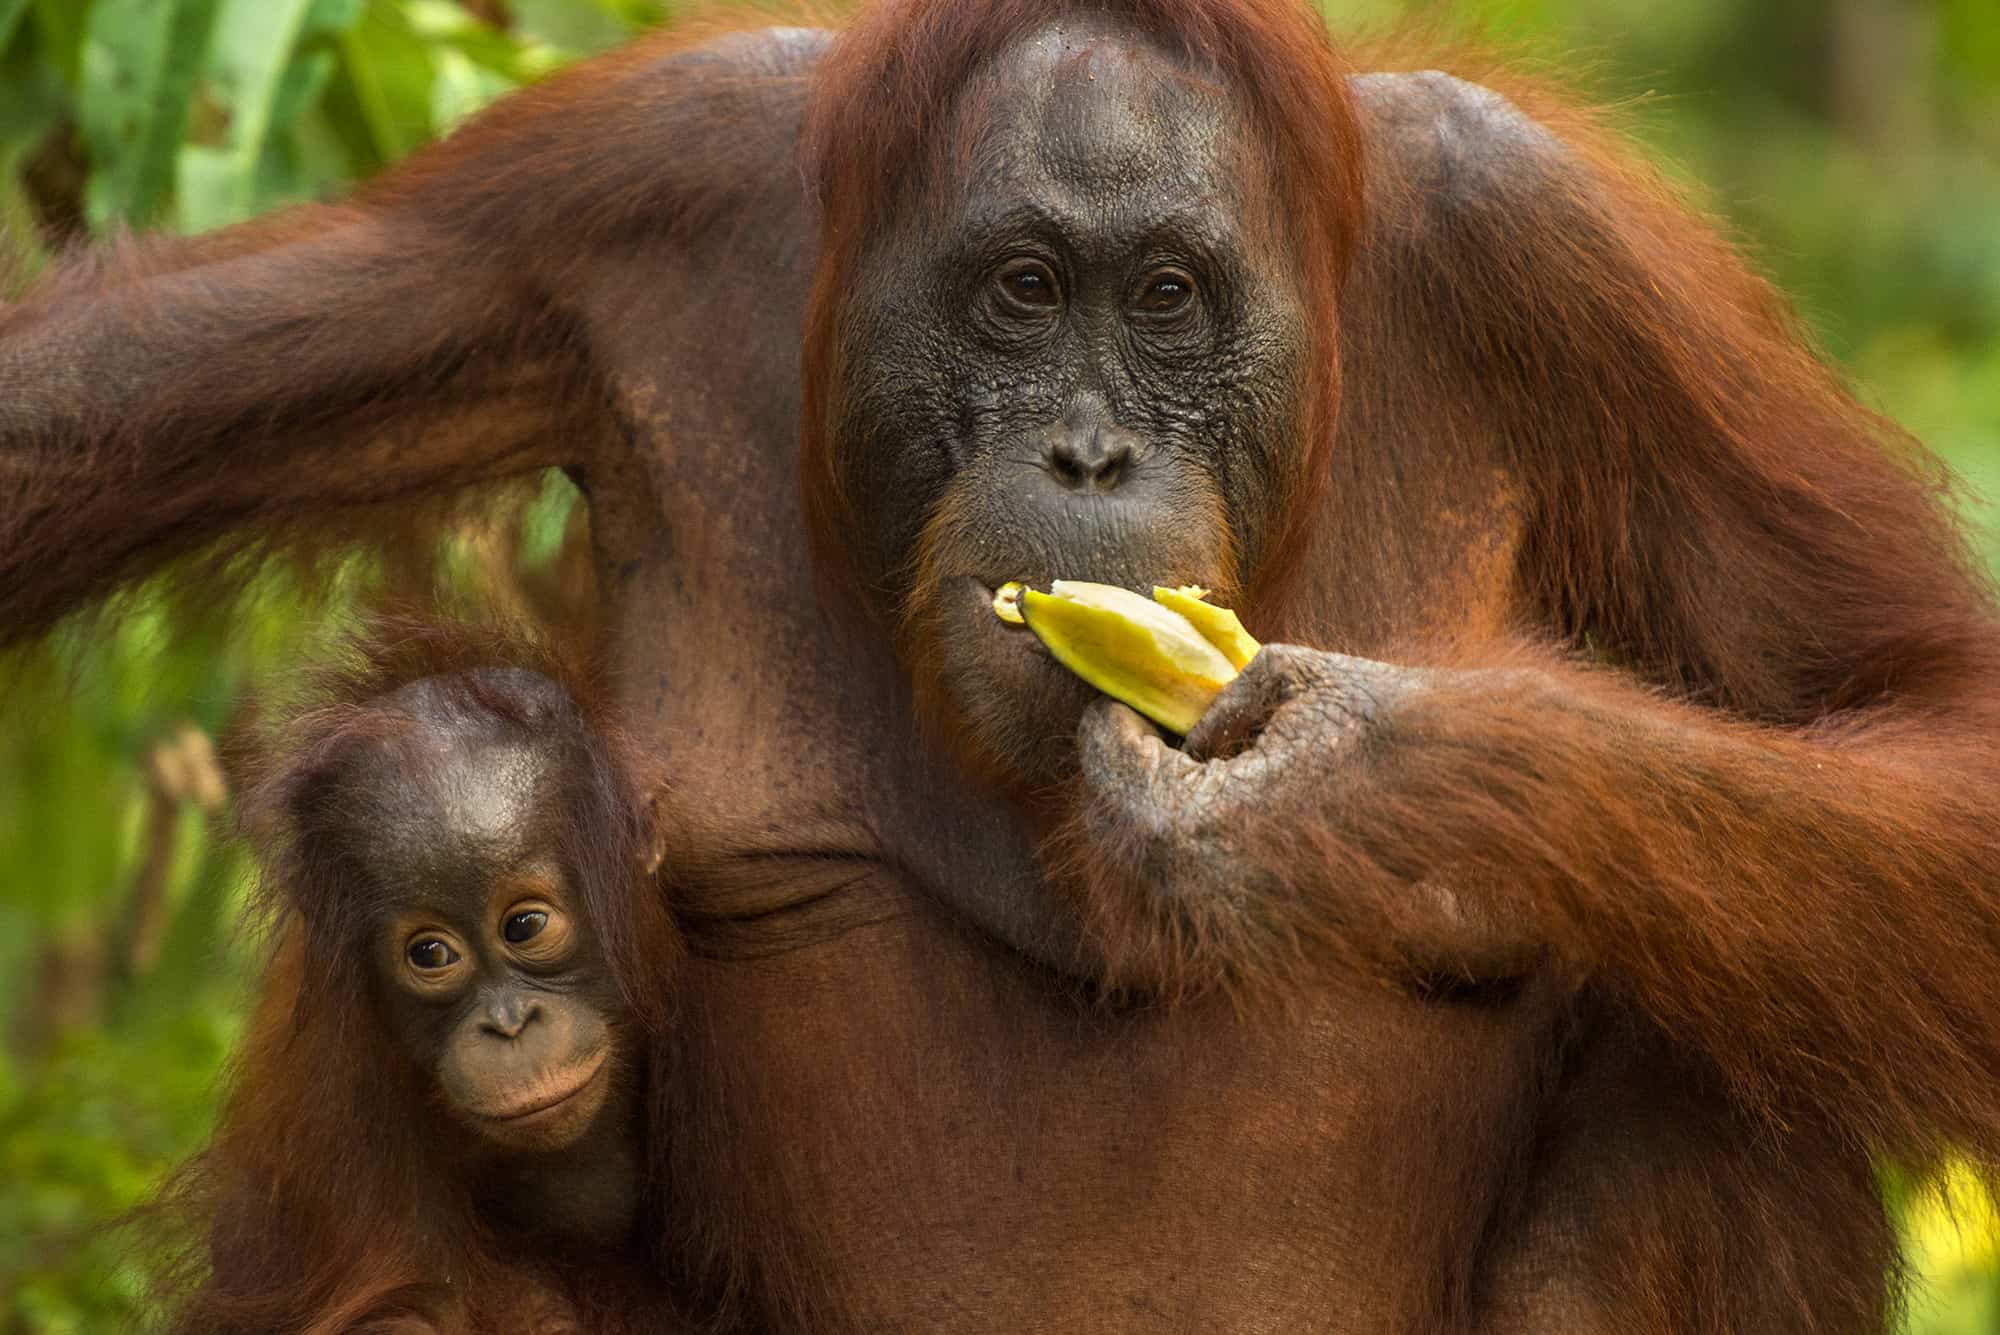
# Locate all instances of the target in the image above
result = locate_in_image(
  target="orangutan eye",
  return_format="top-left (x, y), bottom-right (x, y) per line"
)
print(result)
top-left (503, 909), bottom-right (548, 943)
top-left (407, 938), bottom-right (459, 970)
top-left (996, 259), bottom-right (1060, 311)
top-left (1136, 270), bottom-right (1195, 314)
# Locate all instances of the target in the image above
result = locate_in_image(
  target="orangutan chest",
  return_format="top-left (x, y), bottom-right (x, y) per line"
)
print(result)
top-left (666, 907), bottom-right (1555, 1333)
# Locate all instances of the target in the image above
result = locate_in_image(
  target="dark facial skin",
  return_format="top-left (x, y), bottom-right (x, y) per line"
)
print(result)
top-left (340, 679), bottom-right (640, 1241)
top-left (11, 15), bottom-right (1989, 1329)
top-left (833, 18), bottom-right (1310, 787)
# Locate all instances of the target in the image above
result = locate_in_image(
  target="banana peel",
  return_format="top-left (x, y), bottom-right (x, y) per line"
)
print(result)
top-left (991, 580), bottom-right (1261, 735)
top-left (1151, 585), bottom-right (1261, 671)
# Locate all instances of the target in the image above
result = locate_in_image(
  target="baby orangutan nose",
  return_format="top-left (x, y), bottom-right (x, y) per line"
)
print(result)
top-left (1044, 420), bottom-right (1137, 493)
top-left (479, 992), bottom-right (543, 1039)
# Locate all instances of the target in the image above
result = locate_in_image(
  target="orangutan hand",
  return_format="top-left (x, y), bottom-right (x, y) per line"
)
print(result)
top-left (1076, 643), bottom-right (1405, 869)
top-left (1075, 645), bottom-right (1542, 983)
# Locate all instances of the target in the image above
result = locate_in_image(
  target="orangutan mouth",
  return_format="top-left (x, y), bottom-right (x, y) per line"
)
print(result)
top-left (969, 579), bottom-right (1050, 657)
top-left (476, 1048), bottom-right (609, 1126)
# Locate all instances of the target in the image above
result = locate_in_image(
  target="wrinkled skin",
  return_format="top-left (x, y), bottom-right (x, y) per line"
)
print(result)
top-left (835, 23), bottom-right (1540, 988)
top-left (1081, 646), bottom-right (1418, 888)
top-left (855, 19), bottom-right (1307, 787)
top-left (7, 8), bottom-right (2000, 1333)
top-left (1078, 648), bottom-right (1549, 985)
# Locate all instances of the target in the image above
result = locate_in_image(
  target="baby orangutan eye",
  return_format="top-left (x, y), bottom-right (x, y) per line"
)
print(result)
top-left (408, 937), bottom-right (460, 970)
top-left (503, 909), bottom-right (548, 943)
top-left (498, 900), bottom-right (573, 963)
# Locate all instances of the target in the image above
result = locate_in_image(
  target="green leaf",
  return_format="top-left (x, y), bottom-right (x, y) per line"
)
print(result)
top-left (508, 0), bottom-right (637, 56)
top-left (0, 0), bottom-right (30, 58)
top-left (313, 60), bottom-right (388, 177)
top-left (334, 0), bottom-right (436, 162)
top-left (27, 0), bottom-right (85, 88)
top-left (608, 0), bottom-right (670, 26)
top-left (302, 0), bottom-right (364, 38)
top-left (0, 27), bottom-right (66, 163)
top-left (429, 46), bottom-right (511, 134)
top-left (185, 0), bottom-right (315, 228)
top-left (197, 44), bottom-right (341, 224)
top-left (171, 141), bottom-right (235, 233)
top-left (269, 45), bottom-right (337, 135)
top-left (1940, 0), bottom-right (2000, 89)
top-left (77, 0), bottom-right (221, 228)
top-left (407, 0), bottom-right (552, 85)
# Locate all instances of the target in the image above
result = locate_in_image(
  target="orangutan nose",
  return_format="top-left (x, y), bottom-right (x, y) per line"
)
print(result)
top-left (480, 994), bottom-right (543, 1040)
top-left (1045, 422), bottom-right (1136, 493)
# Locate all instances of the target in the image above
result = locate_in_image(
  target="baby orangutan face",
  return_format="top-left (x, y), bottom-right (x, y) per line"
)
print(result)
top-left (345, 678), bottom-right (633, 1156)
top-left (381, 867), bottom-right (620, 1153)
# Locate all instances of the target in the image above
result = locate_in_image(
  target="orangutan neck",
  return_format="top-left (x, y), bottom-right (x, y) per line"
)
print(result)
top-left (476, 1087), bottom-right (643, 1252)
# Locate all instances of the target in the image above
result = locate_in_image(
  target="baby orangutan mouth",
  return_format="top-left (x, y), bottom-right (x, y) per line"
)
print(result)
top-left (463, 1045), bottom-right (620, 1154)
top-left (475, 1047), bottom-right (612, 1128)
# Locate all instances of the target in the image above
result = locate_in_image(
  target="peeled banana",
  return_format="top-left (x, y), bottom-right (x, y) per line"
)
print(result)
top-left (990, 580), bottom-right (1261, 734)
top-left (1150, 585), bottom-right (1260, 671)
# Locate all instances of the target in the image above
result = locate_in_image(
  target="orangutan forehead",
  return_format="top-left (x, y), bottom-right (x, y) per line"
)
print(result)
top-left (950, 18), bottom-right (1255, 227)
top-left (346, 735), bottom-right (565, 911)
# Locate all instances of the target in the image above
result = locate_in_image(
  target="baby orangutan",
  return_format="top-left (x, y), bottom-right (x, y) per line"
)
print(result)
top-left (348, 667), bottom-right (653, 1251)
top-left (162, 628), bottom-right (684, 1334)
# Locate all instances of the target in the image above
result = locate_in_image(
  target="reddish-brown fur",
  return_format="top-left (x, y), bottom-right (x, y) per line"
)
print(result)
top-left (799, 4), bottom-right (2000, 1328)
top-left (4, 1), bottom-right (1999, 1330)
top-left (155, 621), bottom-right (684, 1334)
top-left (0, 11), bottom-right (799, 647)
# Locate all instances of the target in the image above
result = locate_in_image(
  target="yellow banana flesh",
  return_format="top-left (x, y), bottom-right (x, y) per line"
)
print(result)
top-left (1007, 579), bottom-right (1246, 735)
top-left (992, 582), bottom-right (1027, 624)
top-left (1151, 585), bottom-right (1262, 670)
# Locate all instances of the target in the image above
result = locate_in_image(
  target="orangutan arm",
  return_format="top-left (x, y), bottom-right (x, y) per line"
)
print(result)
top-left (0, 203), bottom-right (584, 642)
top-left (1075, 642), bottom-right (2000, 1164)
top-left (0, 25), bottom-right (824, 645)
top-left (1067, 67), bottom-right (2000, 1161)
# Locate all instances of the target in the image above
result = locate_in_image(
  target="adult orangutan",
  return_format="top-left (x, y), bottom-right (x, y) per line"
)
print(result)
top-left (5, 0), bottom-right (2000, 1330)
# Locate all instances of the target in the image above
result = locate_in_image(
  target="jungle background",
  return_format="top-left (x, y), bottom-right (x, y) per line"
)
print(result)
top-left (1, 0), bottom-right (1997, 1328)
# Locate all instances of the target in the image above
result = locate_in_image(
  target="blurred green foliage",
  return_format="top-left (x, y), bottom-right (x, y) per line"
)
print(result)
top-left (0, 0), bottom-right (1997, 1330)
